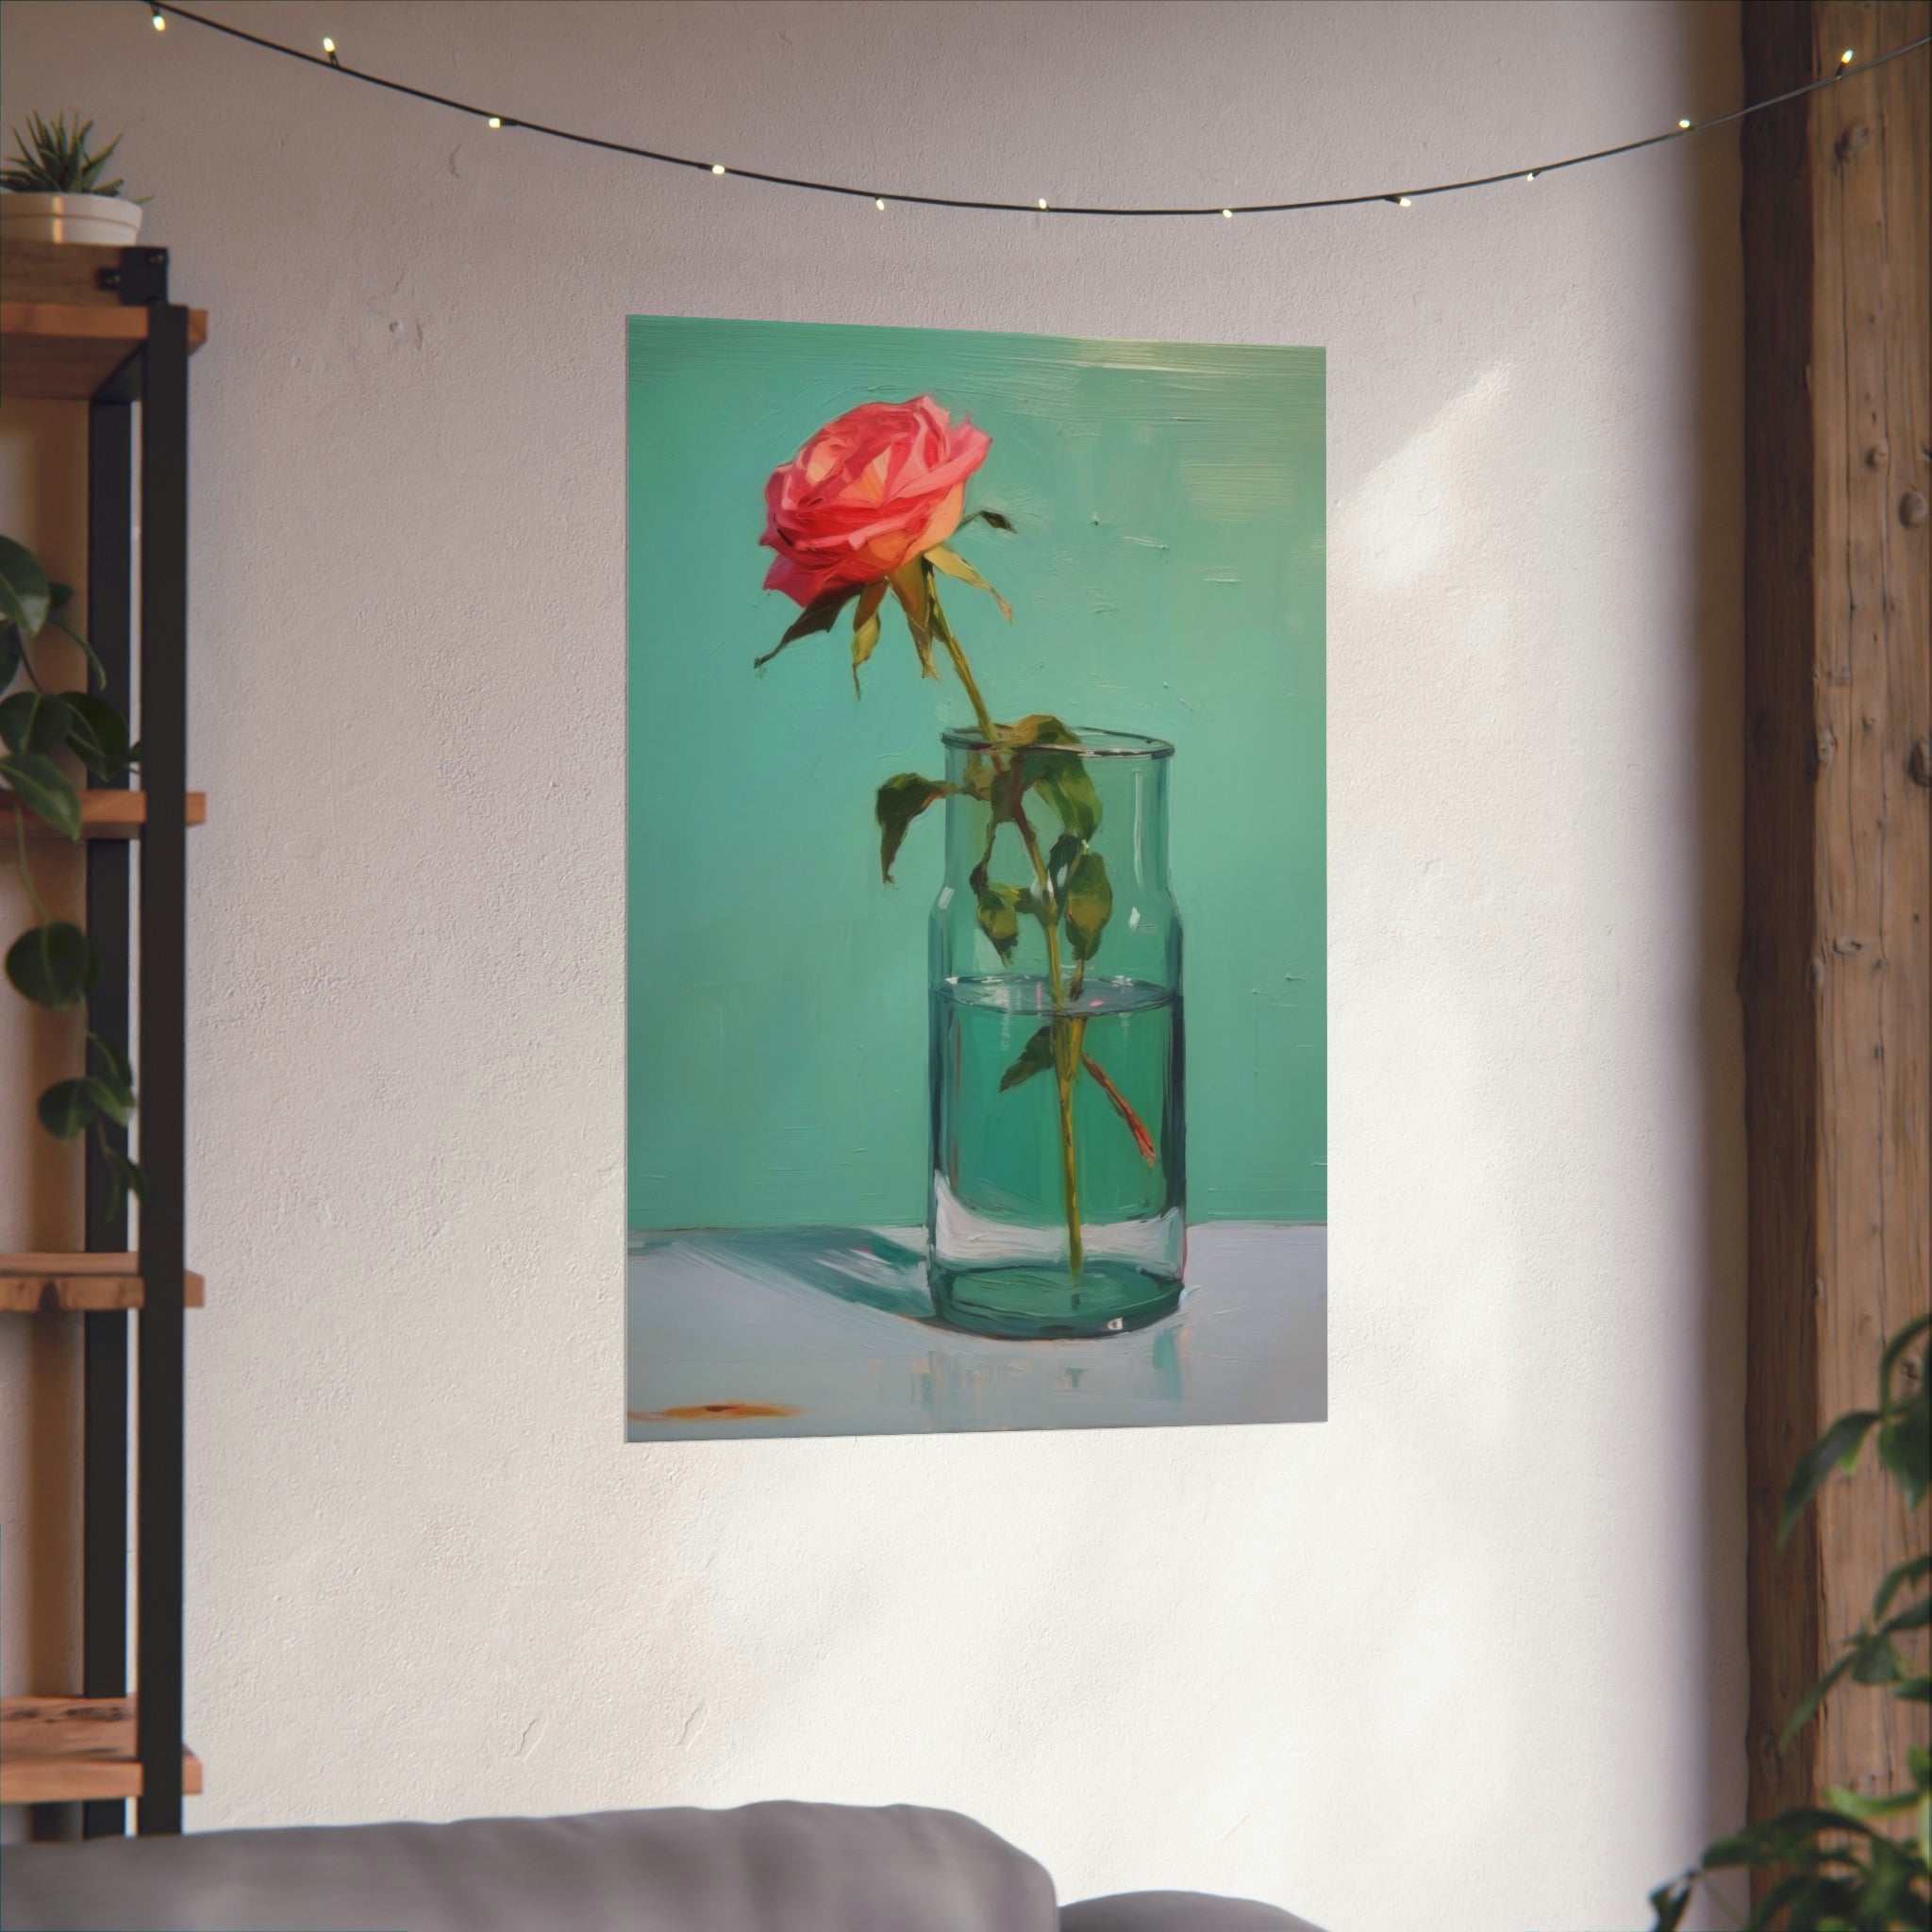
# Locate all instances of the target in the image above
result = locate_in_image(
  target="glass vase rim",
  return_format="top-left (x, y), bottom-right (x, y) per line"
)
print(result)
top-left (940, 724), bottom-right (1174, 760)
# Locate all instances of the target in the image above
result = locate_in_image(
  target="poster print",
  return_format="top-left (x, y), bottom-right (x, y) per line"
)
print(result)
top-left (627, 317), bottom-right (1324, 1439)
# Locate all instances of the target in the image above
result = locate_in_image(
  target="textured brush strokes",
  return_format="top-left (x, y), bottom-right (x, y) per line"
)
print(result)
top-left (627, 317), bottom-right (1324, 1231)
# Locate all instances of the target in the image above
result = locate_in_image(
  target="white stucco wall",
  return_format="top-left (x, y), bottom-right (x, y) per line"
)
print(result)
top-left (0, 4), bottom-right (1746, 1926)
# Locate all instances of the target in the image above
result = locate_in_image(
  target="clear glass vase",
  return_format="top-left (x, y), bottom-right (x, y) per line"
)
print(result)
top-left (928, 725), bottom-right (1185, 1338)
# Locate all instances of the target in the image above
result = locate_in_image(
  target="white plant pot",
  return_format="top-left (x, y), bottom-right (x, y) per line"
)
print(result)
top-left (0, 192), bottom-right (143, 246)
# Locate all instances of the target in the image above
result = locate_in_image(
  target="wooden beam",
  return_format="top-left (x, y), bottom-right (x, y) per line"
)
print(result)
top-left (1740, 0), bottom-right (1931, 1831)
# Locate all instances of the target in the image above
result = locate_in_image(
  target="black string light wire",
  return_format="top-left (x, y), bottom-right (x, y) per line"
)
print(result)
top-left (146, 4), bottom-right (1929, 221)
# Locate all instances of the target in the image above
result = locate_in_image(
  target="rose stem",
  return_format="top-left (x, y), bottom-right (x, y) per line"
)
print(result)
top-left (925, 578), bottom-right (1085, 1277)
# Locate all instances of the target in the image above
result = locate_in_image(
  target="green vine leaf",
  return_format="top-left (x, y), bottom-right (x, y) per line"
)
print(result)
top-left (0, 691), bottom-right (74, 756)
top-left (0, 532), bottom-right (52, 639)
top-left (0, 749), bottom-right (82, 839)
top-left (99, 1140), bottom-right (144, 1212)
top-left (755, 584), bottom-right (862, 669)
top-left (37, 1077), bottom-right (112, 1141)
top-left (0, 623), bottom-right (21, 693)
top-left (1063, 850), bottom-right (1114, 962)
top-left (874, 773), bottom-right (952, 883)
top-left (60, 691), bottom-right (136, 779)
top-left (998, 1024), bottom-right (1055, 1091)
top-left (1778, 1408), bottom-right (1879, 1547)
top-left (925, 543), bottom-right (1012, 621)
top-left (6, 920), bottom-right (100, 1008)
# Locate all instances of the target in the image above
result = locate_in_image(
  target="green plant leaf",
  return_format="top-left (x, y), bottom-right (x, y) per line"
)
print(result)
top-left (0, 749), bottom-right (81, 839)
top-left (849, 583), bottom-right (886, 694)
top-left (1881, 1313), bottom-right (1932, 1407)
top-left (755, 584), bottom-right (862, 669)
top-left (1824, 1784), bottom-right (1924, 1822)
top-left (1646, 1879), bottom-right (1692, 1932)
top-left (5, 919), bottom-right (100, 1009)
top-left (1703, 1807), bottom-right (1874, 1869)
top-left (37, 1077), bottom-right (100, 1141)
top-left (1891, 1675), bottom-right (1930, 1705)
top-left (1063, 850), bottom-right (1113, 962)
top-left (99, 1140), bottom-right (144, 1213)
top-left (1851, 1638), bottom-right (1903, 1686)
top-left (1782, 1651), bottom-right (1857, 1748)
top-left (59, 691), bottom-right (135, 779)
top-left (1032, 750), bottom-right (1101, 841)
top-left (1779, 1409), bottom-right (1880, 1547)
top-left (974, 881), bottom-right (1023, 962)
top-left (1874, 1557), bottom-right (1931, 1622)
top-left (0, 691), bottom-right (73, 756)
top-left (924, 543), bottom-right (1012, 620)
top-left (0, 532), bottom-right (52, 638)
top-left (1878, 1391), bottom-right (1931, 1505)
top-left (89, 1031), bottom-right (136, 1106)
top-left (874, 773), bottom-right (951, 883)
top-left (999, 1025), bottom-right (1056, 1091)
top-left (0, 622), bottom-right (22, 693)
top-left (1046, 832), bottom-right (1080, 903)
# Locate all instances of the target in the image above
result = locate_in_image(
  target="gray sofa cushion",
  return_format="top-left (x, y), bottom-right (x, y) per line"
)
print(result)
top-left (1061, 1892), bottom-right (1325, 1931)
top-left (0, 1801), bottom-right (1058, 1932)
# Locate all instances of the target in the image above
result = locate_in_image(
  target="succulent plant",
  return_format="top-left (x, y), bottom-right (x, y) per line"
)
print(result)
top-left (1, 110), bottom-right (138, 199)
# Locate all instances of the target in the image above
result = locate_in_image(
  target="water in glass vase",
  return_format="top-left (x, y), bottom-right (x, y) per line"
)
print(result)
top-left (929, 974), bottom-right (1185, 1338)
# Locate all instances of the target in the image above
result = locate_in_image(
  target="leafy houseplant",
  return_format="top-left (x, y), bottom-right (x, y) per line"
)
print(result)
top-left (1650, 1312), bottom-right (1930, 1931)
top-left (0, 111), bottom-right (144, 246)
top-left (0, 533), bottom-right (143, 1209)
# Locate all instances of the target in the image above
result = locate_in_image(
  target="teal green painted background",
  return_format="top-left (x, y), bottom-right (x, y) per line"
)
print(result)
top-left (628, 317), bottom-right (1324, 1230)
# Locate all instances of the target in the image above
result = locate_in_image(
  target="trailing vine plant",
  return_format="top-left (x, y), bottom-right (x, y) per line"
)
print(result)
top-left (0, 532), bottom-right (143, 1210)
top-left (1650, 1312), bottom-right (1930, 1931)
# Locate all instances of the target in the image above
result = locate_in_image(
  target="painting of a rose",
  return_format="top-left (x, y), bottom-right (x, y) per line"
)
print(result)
top-left (627, 316), bottom-right (1325, 1440)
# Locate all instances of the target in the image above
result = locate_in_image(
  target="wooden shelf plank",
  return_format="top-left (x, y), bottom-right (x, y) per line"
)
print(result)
top-left (3, 791), bottom-right (208, 839)
top-left (0, 1257), bottom-right (206, 1314)
top-left (0, 300), bottom-right (208, 402)
top-left (0, 1699), bottom-right (202, 1805)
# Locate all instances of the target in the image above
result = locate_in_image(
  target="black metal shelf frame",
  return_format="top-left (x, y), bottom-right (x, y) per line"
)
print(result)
top-left (76, 247), bottom-right (191, 1839)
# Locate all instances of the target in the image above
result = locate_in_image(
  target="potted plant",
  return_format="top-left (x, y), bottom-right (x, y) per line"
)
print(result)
top-left (1, 111), bottom-right (143, 245)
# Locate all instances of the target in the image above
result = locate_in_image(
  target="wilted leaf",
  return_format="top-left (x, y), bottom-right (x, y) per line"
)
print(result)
top-left (891, 563), bottom-right (939, 679)
top-left (0, 690), bottom-right (73, 755)
top-left (1032, 750), bottom-right (1100, 841)
top-left (958, 508), bottom-right (1015, 533)
top-left (925, 543), bottom-right (1011, 620)
top-left (875, 772), bottom-right (952, 882)
top-left (1063, 850), bottom-right (1113, 961)
top-left (755, 584), bottom-right (862, 669)
top-left (960, 752), bottom-right (994, 803)
top-left (0, 532), bottom-right (52, 639)
top-left (1779, 1409), bottom-right (1879, 1547)
top-left (5, 919), bottom-right (99, 1008)
top-left (974, 881), bottom-right (1023, 961)
top-left (999, 1025), bottom-right (1055, 1091)
top-left (994, 713), bottom-right (1078, 749)
top-left (0, 749), bottom-right (82, 839)
top-left (849, 584), bottom-right (887, 694)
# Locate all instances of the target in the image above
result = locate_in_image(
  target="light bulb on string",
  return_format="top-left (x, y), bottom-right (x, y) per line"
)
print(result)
top-left (487, 116), bottom-right (502, 129)
top-left (1525, 171), bottom-right (1537, 182)
top-left (150, 6), bottom-right (165, 28)
top-left (323, 36), bottom-right (340, 67)
top-left (1222, 208), bottom-right (1233, 218)
top-left (874, 197), bottom-right (886, 211)
top-left (1678, 117), bottom-right (1692, 128)
top-left (1397, 195), bottom-right (1413, 208)
top-left (1841, 48), bottom-right (1855, 64)
top-left (1037, 198), bottom-right (1048, 210)
top-left (711, 163), bottom-right (726, 175)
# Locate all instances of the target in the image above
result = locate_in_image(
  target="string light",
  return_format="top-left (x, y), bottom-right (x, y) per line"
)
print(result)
top-left (141, 6), bottom-right (1929, 223)
top-left (150, 5), bottom-right (165, 26)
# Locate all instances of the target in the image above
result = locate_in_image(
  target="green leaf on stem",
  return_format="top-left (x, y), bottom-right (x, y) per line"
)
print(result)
top-left (0, 691), bottom-right (73, 756)
top-left (1781, 1651), bottom-right (1858, 1748)
top-left (924, 543), bottom-right (1011, 621)
top-left (0, 749), bottom-right (82, 838)
top-left (1824, 1784), bottom-right (1924, 1822)
top-left (994, 713), bottom-right (1079, 749)
top-left (1874, 1556), bottom-right (1932, 1622)
top-left (974, 881), bottom-right (1023, 961)
top-left (1033, 751), bottom-right (1100, 841)
top-left (999, 1024), bottom-right (1055, 1091)
top-left (0, 623), bottom-right (21, 693)
top-left (89, 1032), bottom-right (137, 1108)
top-left (1878, 1391), bottom-right (1931, 1504)
top-left (1046, 832), bottom-right (1080, 903)
top-left (0, 532), bottom-right (52, 639)
top-left (849, 584), bottom-right (887, 695)
top-left (1851, 1637), bottom-right (1904, 1686)
top-left (1880, 1312), bottom-right (1931, 1407)
top-left (99, 1140), bottom-right (144, 1212)
top-left (59, 691), bottom-right (136, 779)
top-left (960, 753), bottom-right (994, 803)
top-left (1646, 1880), bottom-right (1691, 1932)
top-left (875, 773), bottom-right (952, 883)
top-left (755, 584), bottom-right (862, 669)
top-left (1063, 850), bottom-right (1113, 961)
top-left (1779, 1408), bottom-right (1879, 1547)
top-left (6, 919), bottom-right (100, 1008)
top-left (38, 1077), bottom-right (97, 1140)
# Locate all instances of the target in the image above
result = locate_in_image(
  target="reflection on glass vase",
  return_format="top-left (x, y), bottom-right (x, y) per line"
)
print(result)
top-left (927, 725), bottom-right (1185, 1338)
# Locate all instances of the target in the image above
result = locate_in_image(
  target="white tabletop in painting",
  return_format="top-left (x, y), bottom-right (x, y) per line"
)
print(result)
top-left (626, 1224), bottom-right (1325, 1440)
